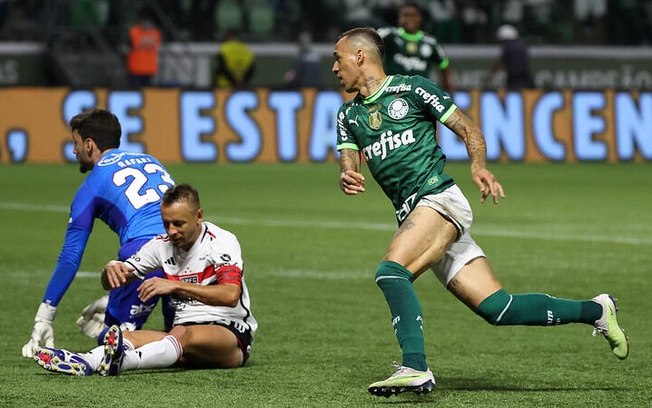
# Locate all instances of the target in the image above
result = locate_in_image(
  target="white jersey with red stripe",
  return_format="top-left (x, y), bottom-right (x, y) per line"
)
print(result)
top-left (125, 221), bottom-right (257, 335)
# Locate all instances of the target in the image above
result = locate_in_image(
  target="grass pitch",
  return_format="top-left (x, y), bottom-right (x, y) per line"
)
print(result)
top-left (0, 162), bottom-right (650, 407)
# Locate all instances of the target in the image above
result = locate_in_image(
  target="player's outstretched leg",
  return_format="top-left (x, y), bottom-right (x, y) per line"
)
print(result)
top-left (368, 365), bottom-right (436, 398)
top-left (592, 294), bottom-right (629, 360)
top-left (34, 347), bottom-right (92, 376)
top-left (98, 325), bottom-right (124, 376)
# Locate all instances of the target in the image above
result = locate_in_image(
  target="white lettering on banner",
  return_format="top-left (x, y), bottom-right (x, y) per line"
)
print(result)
top-left (309, 91), bottom-right (341, 161)
top-left (110, 91), bottom-right (146, 154)
top-left (180, 91), bottom-right (217, 161)
top-left (532, 93), bottom-right (566, 161)
top-left (574, 92), bottom-right (608, 160)
top-left (225, 91), bottom-right (261, 162)
top-left (615, 92), bottom-right (652, 159)
top-left (270, 92), bottom-right (303, 161)
top-left (45, 89), bottom-right (652, 165)
top-left (480, 93), bottom-right (526, 160)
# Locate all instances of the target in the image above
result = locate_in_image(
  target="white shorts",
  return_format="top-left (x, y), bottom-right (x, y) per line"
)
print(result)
top-left (430, 231), bottom-right (485, 285)
top-left (415, 184), bottom-right (473, 236)
top-left (415, 185), bottom-right (485, 285)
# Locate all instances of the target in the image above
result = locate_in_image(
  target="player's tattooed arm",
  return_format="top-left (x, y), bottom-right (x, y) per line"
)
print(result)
top-left (340, 148), bottom-right (360, 173)
top-left (444, 109), bottom-right (487, 171)
top-left (339, 149), bottom-right (365, 195)
top-left (444, 109), bottom-right (505, 204)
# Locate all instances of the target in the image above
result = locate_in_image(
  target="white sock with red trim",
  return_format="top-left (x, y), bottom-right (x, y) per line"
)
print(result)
top-left (120, 335), bottom-right (183, 372)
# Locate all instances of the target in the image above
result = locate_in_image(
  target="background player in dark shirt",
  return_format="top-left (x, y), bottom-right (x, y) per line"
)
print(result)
top-left (378, 2), bottom-right (454, 92)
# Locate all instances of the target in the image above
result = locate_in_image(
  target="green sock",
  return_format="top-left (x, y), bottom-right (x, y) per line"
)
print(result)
top-left (477, 289), bottom-right (603, 326)
top-left (375, 261), bottom-right (428, 371)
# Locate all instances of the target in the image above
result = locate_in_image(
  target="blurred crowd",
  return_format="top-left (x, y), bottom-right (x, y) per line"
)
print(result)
top-left (1, 0), bottom-right (651, 46)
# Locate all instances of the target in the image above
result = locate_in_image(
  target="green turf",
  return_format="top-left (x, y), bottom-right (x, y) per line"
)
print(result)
top-left (0, 162), bottom-right (650, 407)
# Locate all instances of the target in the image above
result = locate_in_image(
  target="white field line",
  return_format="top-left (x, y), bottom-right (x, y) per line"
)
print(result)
top-left (8, 268), bottom-right (371, 281)
top-left (77, 271), bottom-right (101, 278)
top-left (0, 202), bottom-right (69, 212)
top-left (1, 201), bottom-right (650, 246)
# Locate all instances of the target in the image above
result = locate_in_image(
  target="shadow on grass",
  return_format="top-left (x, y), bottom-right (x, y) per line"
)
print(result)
top-left (439, 376), bottom-right (627, 392)
top-left (364, 376), bottom-right (630, 405)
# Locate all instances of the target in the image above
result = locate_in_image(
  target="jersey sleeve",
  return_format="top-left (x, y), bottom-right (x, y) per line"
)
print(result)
top-left (336, 103), bottom-right (359, 151)
top-left (410, 76), bottom-right (457, 123)
top-left (211, 231), bottom-right (244, 286)
top-left (430, 38), bottom-right (450, 71)
top-left (42, 184), bottom-right (98, 306)
top-left (124, 236), bottom-right (164, 278)
top-left (67, 177), bottom-right (101, 231)
top-left (42, 226), bottom-right (92, 306)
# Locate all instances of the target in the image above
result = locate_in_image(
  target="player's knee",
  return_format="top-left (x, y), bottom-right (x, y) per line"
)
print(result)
top-left (475, 289), bottom-right (511, 325)
top-left (168, 325), bottom-right (188, 343)
top-left (374, 261), bottom-right (413, 288)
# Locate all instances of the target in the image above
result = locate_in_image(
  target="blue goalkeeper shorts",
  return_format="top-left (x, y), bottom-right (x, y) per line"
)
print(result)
top-left (104, 238), bottom-right (174, 331)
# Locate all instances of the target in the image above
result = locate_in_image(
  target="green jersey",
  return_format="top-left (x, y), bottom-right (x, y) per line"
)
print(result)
top-left (336, 75), bottom-right (457, 223)
top-left (377, 27), bottom-right (449, 78)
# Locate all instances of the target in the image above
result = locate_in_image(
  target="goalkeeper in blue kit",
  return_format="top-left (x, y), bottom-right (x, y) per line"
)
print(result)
top-left (332, 27), bottom-right (629, 398)
top-left (22, 109), bottom-right (175, 358)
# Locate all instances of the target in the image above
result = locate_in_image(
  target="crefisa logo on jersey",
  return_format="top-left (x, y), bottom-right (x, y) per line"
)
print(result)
top-left (362, 129), bottom-right (415, 161)
top-left (415, 87), bottom-right (447, 113)
top-left (388, 98), bottom-right (409, 120)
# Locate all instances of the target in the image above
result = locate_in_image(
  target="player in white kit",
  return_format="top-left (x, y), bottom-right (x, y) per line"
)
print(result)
top-left (33, 184), bottom-right (257, 376)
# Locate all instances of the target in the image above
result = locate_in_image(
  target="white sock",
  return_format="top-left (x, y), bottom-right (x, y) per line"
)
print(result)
top-left (81, 346), bottom-right (104, 372)
top-left (120, 335), bottom-right (183, 372)
top-left (123, 338), bottom-right (135, 350)
top-left (81, 337), bottom-right (136, 373)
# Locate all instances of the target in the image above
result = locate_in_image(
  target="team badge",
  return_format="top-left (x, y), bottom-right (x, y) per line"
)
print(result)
top-left (406, 41), bottom-right (417, 54)
top-left (388, 98), bottom-right (409, 120)
top-left (368, 104), bottom-right (382, 130)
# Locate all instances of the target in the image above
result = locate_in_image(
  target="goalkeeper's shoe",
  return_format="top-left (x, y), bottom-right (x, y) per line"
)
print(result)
top-left (98, 325), bottom-right (124, 376)
top-left (368, 365), bottom-right (436, 397)
top-left (34, 347), bottom-right (92, 376)
top-left (592, 294), bottom-right (629, 360)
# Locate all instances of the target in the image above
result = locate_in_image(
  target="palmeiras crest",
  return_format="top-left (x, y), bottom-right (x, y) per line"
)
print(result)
top-left (388, 98), bottom-right (409, 120)
top-left (368, 104), bottom-right (382, 130)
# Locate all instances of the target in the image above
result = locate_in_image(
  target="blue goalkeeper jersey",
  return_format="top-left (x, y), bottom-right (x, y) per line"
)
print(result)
top-left (43, 149), bottom-right (175, 306)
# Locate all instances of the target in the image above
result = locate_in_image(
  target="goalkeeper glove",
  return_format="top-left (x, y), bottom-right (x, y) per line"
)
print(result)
top-left (76, 295), bottom-right (108, 338)
top-left (22, 302), bottom-right (56, 358)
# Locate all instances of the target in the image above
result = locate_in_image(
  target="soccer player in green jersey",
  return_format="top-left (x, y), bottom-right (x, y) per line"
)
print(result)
top-left (332, 27), bottom-right (629, 398)
top-left (377, 2), bottom-right (454, 92)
